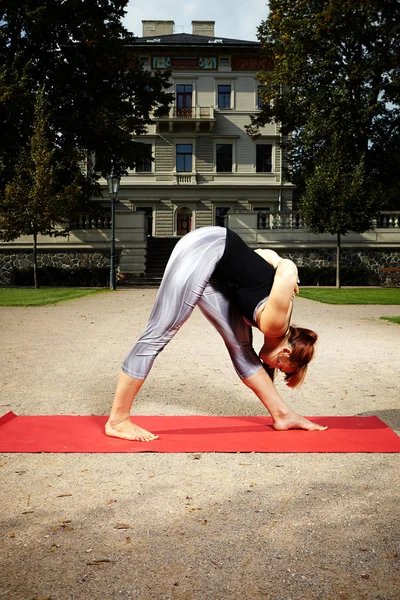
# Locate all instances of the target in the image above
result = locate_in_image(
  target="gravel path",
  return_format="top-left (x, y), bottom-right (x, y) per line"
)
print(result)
top-left (0, 290), bottom-right (399, 600)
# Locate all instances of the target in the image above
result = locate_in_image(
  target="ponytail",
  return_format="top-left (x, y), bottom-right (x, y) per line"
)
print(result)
top-left (284, 326), bottom-right (318, 388)
top-left (263, 326), bottom-right (318, 388)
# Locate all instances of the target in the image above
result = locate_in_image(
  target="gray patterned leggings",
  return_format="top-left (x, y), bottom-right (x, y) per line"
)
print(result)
top-left (122, 226), bottom-right (262, 380)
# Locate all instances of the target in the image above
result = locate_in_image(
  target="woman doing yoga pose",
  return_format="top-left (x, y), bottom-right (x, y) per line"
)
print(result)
top-left (106, 226), bottom-right (327, 441)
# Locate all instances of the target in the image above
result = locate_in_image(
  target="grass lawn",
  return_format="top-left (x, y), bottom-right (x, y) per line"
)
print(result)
top-left (0, 288), bottom-right (108, 307)
top-left (380, 316), bottom-right (400, 325)
top-left (299, 287), bottom-right (400, 305)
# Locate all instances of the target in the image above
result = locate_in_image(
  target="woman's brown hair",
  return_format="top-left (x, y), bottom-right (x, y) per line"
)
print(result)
top-left (263, 325), bottom-right (318, 389)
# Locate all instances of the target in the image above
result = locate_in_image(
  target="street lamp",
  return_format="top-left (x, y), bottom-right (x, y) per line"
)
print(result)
top-left (107, 167), bottom-right (120, 291)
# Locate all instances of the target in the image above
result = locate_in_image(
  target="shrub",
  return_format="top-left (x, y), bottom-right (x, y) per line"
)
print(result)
top-left (12, 267), bottom-right (109, 287)
top-left (297, 265), bottom-right (379, 286)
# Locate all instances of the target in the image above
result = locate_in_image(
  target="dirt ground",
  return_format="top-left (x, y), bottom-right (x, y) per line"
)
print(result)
top-left (0, 289), bottom-right (399, 600)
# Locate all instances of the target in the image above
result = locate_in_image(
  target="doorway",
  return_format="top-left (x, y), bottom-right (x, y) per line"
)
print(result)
top-left (176, 207), bottom-right (192, 236)
top-left (135, 206), bottom-right (153, 237)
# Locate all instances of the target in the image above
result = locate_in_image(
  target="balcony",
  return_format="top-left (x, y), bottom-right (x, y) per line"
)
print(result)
top-left (172, 172), bottom-right (197, 185)
top-left (154, 106), bottom-right (216, 133)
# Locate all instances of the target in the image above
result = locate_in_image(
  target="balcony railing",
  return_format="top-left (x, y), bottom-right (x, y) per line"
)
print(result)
top-left (71, 214), bottom-right (111, 229)
top-left (375, 212), bottom-right (400, 228)
top-left (257, 210), bottom-right (400, 230)
top-left (173, 172), bottom-right (197, 185)
top-left (257, 211), bottom-right (304, 230)
top-left (156, 106), bottom-right (215, 120)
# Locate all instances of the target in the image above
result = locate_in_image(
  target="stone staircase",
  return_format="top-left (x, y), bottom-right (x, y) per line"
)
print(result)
top-left (119, 237), bottom-right (179, 287)
top-left (146, 237), bottom-right (179, 279)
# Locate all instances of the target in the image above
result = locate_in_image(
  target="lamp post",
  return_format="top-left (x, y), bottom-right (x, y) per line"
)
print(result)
top-left (107, 168), bottom-right (120, 291)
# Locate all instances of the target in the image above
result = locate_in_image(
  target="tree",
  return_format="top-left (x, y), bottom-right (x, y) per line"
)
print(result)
top-left (0, 0), bottom-right (172, 189)
top-left (0, 88), bottom-right (92, 287)
top-left (248, 0), bottom-right (400, 286)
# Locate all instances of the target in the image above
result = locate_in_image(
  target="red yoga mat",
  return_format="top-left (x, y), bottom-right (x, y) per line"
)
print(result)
top-left (0, 412), bottom-right (399, 453)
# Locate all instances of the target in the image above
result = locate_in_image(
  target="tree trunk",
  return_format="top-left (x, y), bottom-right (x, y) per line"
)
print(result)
top-left (33, 231), bottom-right (39, 289)
top-left (336, 232), bottom-right (341, 289)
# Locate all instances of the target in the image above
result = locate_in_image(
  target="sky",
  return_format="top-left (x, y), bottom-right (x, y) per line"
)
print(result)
top-left (123, 0), bottom-right (269, 42)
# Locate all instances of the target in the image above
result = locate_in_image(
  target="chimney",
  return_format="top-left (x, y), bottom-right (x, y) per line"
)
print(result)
top-left (142, 20), bottom-right (174, 37)
top-left (191, 21), bottom-right (215, 37)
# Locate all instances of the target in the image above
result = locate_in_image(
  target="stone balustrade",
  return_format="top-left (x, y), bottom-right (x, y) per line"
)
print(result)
top-left (227, 211), bottom-right (400, 249)
top-left (255, 211), bottom-right (399, 231)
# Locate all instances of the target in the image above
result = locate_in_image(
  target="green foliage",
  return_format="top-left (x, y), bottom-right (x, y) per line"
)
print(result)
top-left (0, 287), bottom-right (107, 306)
top-left (12, 266), bottom-right (110, 287)
top-left (380, 316), bottom-right (400, 325)
top-left (299, 288), bottom-right (400, 305)
top-left (300, 146), bottom-right (377, 235)
top-left (250, 0), bottom-right (400, 231)
top-left (0, 88), bottom-right (67, 241)
top-left (298, 265), bottom-right (380, 287)
top-left (0, 0), bottom-right (172, 188)
top-left (0, 87), bottom-right (99, 286)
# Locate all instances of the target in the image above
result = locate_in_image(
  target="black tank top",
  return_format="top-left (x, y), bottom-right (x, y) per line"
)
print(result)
top-left (213, 228), bottom-right (276, 324)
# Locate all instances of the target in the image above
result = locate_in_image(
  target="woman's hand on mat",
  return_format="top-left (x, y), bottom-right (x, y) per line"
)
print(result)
top-left (105, 417), bottom-right (159, 442)
top-left (272, 410), bottom-right (328, 432)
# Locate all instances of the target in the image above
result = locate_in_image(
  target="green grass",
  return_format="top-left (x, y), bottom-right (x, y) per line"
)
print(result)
top-left (0, 288), bottom-right (108, 307)
top-left (380, 316), bottom-right (400, 325)
top-left (299, 287), bottom-right (400, 305)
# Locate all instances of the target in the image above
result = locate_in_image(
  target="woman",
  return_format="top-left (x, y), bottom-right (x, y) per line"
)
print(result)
top-left (106, 226), bottom-right (327, 441)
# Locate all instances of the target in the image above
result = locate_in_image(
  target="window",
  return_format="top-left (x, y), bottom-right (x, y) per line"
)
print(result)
top-left (215, 207), bottom-right (230, 227)
top-left (219, 57), bottom-right (231, 66)
top-left (216, 144), bottom-right (232, 172)
top-left (136, 144), bottom-right (152, 172)
top-left (176, 144), bottom-right (193, 172)
top-left (176, 84), bottom-right (193, 117)
top-left (218, 84), bottom-right (231, 109)
top-left (257, 85), bottom-right (267, 109)
top-left (256, 144), bottom-right (272, 172)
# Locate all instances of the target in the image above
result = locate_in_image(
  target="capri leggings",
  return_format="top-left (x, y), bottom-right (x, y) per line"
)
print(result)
top-left (122, 226), bottom-right (263, 380)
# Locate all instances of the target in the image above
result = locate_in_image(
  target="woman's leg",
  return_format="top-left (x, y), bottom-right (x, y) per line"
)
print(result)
top-left (197, 282), bottom-right (262, 379)
top-left (106, 227), bottom-right (227, 441)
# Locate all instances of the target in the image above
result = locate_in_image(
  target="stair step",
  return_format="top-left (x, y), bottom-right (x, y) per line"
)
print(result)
top-left (117, 237), bottom-right (184, 287)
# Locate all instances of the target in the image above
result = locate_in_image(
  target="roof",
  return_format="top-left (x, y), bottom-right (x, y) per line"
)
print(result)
top-left (130, 32), bottom-right (260, 49)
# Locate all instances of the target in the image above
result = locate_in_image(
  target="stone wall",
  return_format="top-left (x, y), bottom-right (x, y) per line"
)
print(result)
top-left (0, 251), bottom-right (111, 285)
top-left (1, 247), bottom-right (399, 286)
top-left (280, 248), bottom-right (400, 270)
top-left (279, 248), bottom-right (400, 286)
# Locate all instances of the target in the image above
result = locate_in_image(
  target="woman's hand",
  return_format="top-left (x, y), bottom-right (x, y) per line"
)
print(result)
top-left (254, 248), bottom-right (282, 269)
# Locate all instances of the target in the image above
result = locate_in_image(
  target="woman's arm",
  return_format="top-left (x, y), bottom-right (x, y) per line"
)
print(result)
top-left (198, 283), bottom-right (327, 432)
top-left (254, 248), bottom-right (281, 269)
top-left (256, 258), bottom-right (299, 338)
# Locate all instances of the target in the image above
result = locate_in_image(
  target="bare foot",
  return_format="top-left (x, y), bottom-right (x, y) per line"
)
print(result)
top-left (272, 411), bottom-right (328, 432)
top-left (105, 417), bottom-right (159, 442)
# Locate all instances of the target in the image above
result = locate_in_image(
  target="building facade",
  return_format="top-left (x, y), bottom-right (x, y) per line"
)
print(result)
top-left (124, 19), bottom-right (292, 242)
top-left (0, 20), bottom-right (399, 285)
